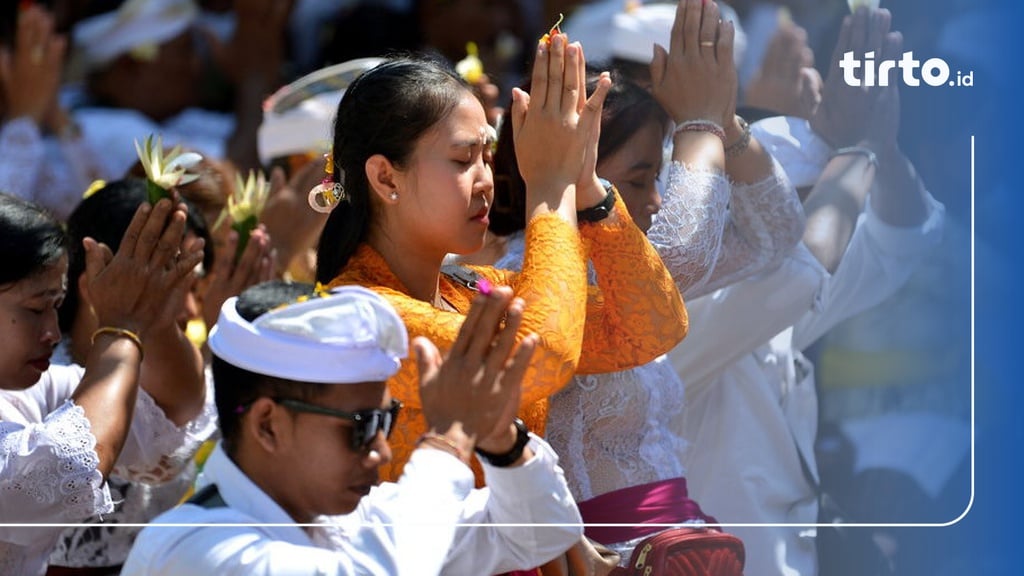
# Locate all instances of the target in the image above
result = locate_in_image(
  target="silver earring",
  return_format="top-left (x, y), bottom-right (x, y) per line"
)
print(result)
top-left (389, 192), bottom-right (399, 201)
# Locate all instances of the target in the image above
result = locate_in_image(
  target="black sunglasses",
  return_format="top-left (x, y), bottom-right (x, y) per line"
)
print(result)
top-left (273, 398), bottom-right (402, 451)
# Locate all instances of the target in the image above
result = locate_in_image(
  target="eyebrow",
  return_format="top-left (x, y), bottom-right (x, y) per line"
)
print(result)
top-left (450, 138), bottom-right (486, 149)
top-left (29, 288), bottom-right (66, 299)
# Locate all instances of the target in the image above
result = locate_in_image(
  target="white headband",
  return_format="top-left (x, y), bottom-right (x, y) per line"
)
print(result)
top-left (208, 286), bottom-right (408, 384)
top-left (72, 0), bottom-right (199, 70)
top-left (257, 58), bottom-right (385, 164)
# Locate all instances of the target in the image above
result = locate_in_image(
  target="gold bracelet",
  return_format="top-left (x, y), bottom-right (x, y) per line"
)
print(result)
top-left (416, 432), bottom-right (466, 462)
top-left (91, 327), bottom-right (144, 359)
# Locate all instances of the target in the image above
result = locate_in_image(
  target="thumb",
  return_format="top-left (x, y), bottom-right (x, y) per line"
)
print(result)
top-left (580, 72), bottom-right (612, 131)
top-left (82, 237), bottom-right (113, 280)
top-left (509, 87), bottom-right (530, 140)
top-left (413, 336), bottom-right (442, 389)
top-left (650, 44), bottom-right (667, 88)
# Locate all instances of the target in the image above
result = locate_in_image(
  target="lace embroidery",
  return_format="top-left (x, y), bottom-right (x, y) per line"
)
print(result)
top-left (647, 159), bottom-right (804, 301)
top-left (499, 236), bottom-right (689, 501)
top-left (113, 385), bottom-right (218, 485)
top-left (646, 161), bottom-right (730, 297)
top-left (692, 157), bottom-right (805, 298)
top-left (0, 400), bottom-right (112, 522)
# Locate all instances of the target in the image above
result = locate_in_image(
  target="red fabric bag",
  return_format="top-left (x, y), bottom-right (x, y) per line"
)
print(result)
top-left (610, 527), bottom-right (745, 576)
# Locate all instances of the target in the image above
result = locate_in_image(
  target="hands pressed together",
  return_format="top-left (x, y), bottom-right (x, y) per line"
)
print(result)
top-left (813, 7), bottom-right (901, 152)
top-left (84, 199), bottom-right (205, 341)
top-left (415, 286), bottom-right (538, 465)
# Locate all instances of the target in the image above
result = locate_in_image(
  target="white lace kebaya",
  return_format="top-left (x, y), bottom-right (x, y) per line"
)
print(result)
top-left (494, 157), bottom-right (803, 560)
top-left (0, 364), bottom-right (217, 576)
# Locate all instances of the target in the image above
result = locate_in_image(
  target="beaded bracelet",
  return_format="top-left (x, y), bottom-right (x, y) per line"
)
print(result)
top-left (91, 326), bottom-right (144, 359)
top-left (416, 432), bottom-right (466, 462)
top-left (830, 145), bottom-right (879, 169)
top-left (673, 119), bottom-right (727, 144)
top-left (725, 115), bottom-right (751, 158)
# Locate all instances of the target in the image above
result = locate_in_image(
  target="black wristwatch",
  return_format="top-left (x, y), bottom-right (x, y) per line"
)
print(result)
top-left (474, 418), bottom-right (531, 467)
top-left (576, 178), bottom-right (616, 223)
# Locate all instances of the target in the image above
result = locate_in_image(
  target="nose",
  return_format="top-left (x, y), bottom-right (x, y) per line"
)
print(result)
top-left (42, 308), bottom-right (61, 347)
top-left (648, 185), bottom-right (663, 214)
top-left (365, 430), bottom-right (392, 467)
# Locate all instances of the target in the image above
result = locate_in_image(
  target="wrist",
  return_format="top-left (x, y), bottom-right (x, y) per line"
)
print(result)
top-left (474, 418), bottom-right (531, 468)
top-left (574, 174), bottom-right (607, 211)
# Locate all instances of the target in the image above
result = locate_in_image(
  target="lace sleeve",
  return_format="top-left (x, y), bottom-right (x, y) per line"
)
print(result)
top-left (576, 193), bottom-right (690, 373)
top-left (0, 401), bottom-right (113, 524)
top-left (686, 156), bottom-right (805, 299)
top-left (112, 383), bottom-right (218, 485)
top-left (646, 161), bottom-right (731, 296)
top-left (0, 118), bottom-right (45, 205)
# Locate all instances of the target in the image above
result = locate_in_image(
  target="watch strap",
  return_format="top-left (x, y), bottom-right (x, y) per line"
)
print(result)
top-left (474, 418), bottom-right (530, 467)
top-left (576, 179), bottom-right (616, 223)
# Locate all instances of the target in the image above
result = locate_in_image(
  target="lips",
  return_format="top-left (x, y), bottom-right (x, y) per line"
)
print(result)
top-left (28, 356), bottom-right (51, 372)
top-left (471, 205), bottom-right (490, 224)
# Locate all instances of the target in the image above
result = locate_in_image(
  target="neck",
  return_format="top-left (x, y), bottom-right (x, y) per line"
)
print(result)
top-left (367, 229), bottom-right (444, 304)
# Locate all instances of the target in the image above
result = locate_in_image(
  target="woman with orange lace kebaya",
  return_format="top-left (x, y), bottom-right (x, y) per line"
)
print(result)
top-left (314, 38), bottom-right (687, 483)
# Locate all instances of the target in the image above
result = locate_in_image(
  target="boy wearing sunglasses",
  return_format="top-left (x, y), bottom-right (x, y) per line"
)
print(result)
top-left (121, 281), bottom-right (583, 575)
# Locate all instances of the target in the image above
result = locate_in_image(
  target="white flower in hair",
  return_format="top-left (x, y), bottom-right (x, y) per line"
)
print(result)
top-left (133, 133), bottom-right (203, 203)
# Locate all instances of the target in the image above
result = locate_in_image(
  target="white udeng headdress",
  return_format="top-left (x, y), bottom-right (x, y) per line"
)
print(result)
top-left (72, 0), bottom-right (199, 70)
top-left (209, 286), bottom-right (408, 384)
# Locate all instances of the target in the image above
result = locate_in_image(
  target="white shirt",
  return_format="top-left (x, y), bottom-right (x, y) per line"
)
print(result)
top-left (122, 436), bottom-right (583, 576)
top-left (667, 196), bottom-right (945, 576)
top-left (0, 365), bottom-right (218, 576)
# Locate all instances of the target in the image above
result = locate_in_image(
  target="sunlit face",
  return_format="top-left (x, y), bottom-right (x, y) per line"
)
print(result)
top-left (597, 119), bottom-right (667, 232)
top-left (274, 382), bottom-right (394, 520)
top-left (392, 91), bottom-right (494, 259)
top-left (0, 257), bottom-right (67, 390)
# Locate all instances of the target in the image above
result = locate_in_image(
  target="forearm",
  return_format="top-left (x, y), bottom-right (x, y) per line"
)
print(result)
top-left (694, 157), bottom-right (806, 297)
top-left (71, 337), bottom-right (143, 478)
top-left (647, 161), bottom-right (730, 295)
top-left (801, 151), bottom-right (875, 273)
top-left (672, 130), bottom-right (726, 172)
top-left (139, 326), bottom-right (206, 426)
top-left (871, 145), bottom-right (931, 227)
top-left (723, 118), bottom-right (774, 184)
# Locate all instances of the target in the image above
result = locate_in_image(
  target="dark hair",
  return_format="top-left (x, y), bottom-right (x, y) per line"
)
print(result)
top-left (211, 280), bottom-right (331, 453)
top-left (315, 54), bottom-right (472, 284)
top-left (0, 193), bottom-right (68, 288)
top-left (489, 67), bottom-right (670, 236)
top-left (58, 178), bottom-right (213, 332)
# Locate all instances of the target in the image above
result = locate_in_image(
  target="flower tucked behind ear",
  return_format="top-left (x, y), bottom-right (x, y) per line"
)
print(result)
top-left (133, 134), bottom-right (203, 203)
top-left (215, 170), bottom-right (270, 261)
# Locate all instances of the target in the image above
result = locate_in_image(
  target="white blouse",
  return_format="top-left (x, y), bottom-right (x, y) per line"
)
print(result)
top-left (0, 364), bottom-right (217, 576)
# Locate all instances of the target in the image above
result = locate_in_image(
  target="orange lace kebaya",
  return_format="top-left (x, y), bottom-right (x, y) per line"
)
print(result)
top-left (328, 192), bottom-right (688, 484)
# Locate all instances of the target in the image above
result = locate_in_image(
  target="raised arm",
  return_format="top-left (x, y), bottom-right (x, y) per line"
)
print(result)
top-left (71, 200), bottom-right (207, 480)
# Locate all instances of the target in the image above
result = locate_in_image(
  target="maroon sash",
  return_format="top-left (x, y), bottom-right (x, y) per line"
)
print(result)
top-left (576, 477), bottom-right (717, 545)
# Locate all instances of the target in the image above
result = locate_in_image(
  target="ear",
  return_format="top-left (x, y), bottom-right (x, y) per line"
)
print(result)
top-left (365, 154), bottom-right (401, 205)
top-left (245, 397), bottom-right (291, 455)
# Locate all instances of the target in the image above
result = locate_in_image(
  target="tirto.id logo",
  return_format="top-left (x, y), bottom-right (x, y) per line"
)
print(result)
top-left (840, 51), bottom-right (974, 87)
